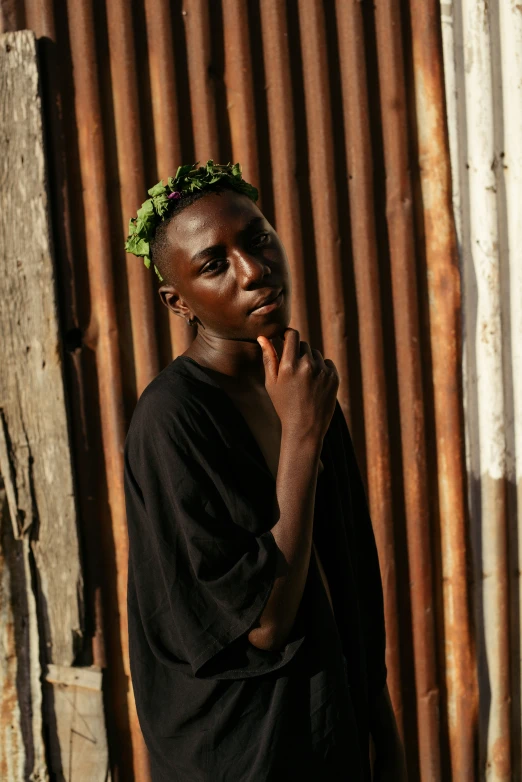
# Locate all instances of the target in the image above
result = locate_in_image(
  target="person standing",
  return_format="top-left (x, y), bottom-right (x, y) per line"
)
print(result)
top-left (123, 162), bottom-right (407, 780)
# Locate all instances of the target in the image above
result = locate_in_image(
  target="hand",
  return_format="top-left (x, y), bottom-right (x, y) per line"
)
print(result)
top-left (257, 328), bottom-right (339, 441)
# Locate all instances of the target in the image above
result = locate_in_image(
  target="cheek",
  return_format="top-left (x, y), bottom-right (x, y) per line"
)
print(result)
top-left (190, 281), bottom-right (242, 322)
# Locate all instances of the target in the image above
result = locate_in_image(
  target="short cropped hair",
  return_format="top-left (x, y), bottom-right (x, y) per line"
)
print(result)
top-left (150, 182), bottom-right (243, 285)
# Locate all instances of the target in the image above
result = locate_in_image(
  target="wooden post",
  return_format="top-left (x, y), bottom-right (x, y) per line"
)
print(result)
top-left (0, 30), bottom-right (109, 781)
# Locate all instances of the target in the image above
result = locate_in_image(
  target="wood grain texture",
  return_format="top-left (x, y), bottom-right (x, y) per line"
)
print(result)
top-left (1, 483), bottom-right (31, 780)
top-left (0, 30), bottom-right (83, 669)
top-left (45, 665), bottom-right (111, 781)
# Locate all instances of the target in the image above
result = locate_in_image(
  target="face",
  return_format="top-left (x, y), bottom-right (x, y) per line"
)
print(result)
top-left (158, 190), bottom-right (292, 341)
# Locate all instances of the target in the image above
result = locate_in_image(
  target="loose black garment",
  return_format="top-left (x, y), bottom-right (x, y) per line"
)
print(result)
top-left (124, 355), bottom-right (386, 781)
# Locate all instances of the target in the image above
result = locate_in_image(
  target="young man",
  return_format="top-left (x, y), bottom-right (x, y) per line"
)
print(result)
top-left (124, 163), bottom-right (406, 780)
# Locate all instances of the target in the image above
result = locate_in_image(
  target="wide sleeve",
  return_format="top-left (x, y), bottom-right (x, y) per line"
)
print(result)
top-left (333, 402), bottom-right (387, 702)
top-left (124, 401), bottom-right (304, 681)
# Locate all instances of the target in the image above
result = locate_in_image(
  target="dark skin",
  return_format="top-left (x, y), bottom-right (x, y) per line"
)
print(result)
top-left (158, 189), bottom-right (407, 780)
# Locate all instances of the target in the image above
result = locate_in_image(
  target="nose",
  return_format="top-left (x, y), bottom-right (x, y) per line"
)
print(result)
top-left (236, 252), bottom-right (272, 289)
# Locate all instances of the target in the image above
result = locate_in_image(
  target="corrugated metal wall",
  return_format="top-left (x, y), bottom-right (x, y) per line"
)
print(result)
top-left (441, 1), bottom-right (522, 780)
top-left (2, 1), bottom-right (518, 779)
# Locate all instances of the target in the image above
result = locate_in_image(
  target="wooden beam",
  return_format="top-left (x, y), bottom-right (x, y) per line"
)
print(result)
top-left (0, 30), bottom-right (109, 780)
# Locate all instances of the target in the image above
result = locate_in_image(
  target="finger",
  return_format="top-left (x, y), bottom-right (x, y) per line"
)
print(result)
top-left (281, 328), bottom-right (300, 366)
top-left (257, 336), bottom-right (279, 382)
top-left (299, 340), bottom-right (313, 360)
top-left (324, 358), bottom-right (339, 377)
top-left (311, 348), bottom-right (327, 370)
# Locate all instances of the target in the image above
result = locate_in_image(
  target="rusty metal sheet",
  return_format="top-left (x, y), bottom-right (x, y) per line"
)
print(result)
top-left (144, 0), bottom-right (192, 359)
top-left (297, 0), bottom-right (351, 420)
top-left (222, 0), bottom-right (259, 191)
top-left (409, 0), bottom-right (479, 776)
top-left (106, 0), bottom-right (159, 396)
top-left (4, 0), bottom-right (509, 777)
top-left (334, 0), bottom-right (408, 746)
top-left (182, 0), bottom-right (220, 161)
top-left (259, 0), bottom-right (309, 339)
top-left (64, 0), bottom-right (149, 778)
top-left (439, 0), bottom-right (509, 778)
top-left (372, 0), bottom-right (444, 775)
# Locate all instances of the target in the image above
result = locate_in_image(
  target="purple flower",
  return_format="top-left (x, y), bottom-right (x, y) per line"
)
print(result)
top-left (168, 190), bottom-right (182, 200)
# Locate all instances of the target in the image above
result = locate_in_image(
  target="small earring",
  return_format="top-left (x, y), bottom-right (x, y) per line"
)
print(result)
top-left (186, 316), bottom-right (196, 326)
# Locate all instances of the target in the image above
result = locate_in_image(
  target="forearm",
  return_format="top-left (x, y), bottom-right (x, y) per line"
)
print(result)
top-left (248, 428), bottom-right (322, 650)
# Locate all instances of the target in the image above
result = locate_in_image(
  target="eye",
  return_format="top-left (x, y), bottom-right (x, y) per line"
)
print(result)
top-left (251, 232), bottom-right (270, 247)
top-left (202, 258), bottom-right (227, 274)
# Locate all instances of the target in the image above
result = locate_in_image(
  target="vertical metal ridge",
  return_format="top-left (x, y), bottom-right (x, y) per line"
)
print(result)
top-left (461, 1), bottom-right (510, 777)
top-left (182, 0), bottom-right (220, 161)
top-left (144, 0), bottom-right (182, 182)
top-left (221, 0), bottom-right (259, 191)
top-left (498, 2), bottom-right (522, 776)
top-left (24, 0), bottom-right (53, 37)
top-left (0, 1), bottom-right (25, 32)
top-left (297, 0), bottom-right (350, 420)
top-left (106, 0), bottom-right (159, 397)
top-left (442, 0), bottom-right (512, 777)
top-left (334, 0), bottom-right (406, 747)
top-left (144, 0), bottom-right (192, 359)
top-left (259, 0), bottom-right (309, 339)
top-left (64, 1), bottom-right (149, 778)
top-left (409, 1), bottom-right (478, 778)
top-left (372, 0), bottom-right (442, 770)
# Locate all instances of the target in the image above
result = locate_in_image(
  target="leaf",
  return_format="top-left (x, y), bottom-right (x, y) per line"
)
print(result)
top-left (137, 199), bottom-right (155, 221)
top-left (153, 193), bottom-right (170, 217)
top-left (135, 216), bottom-right (154, 240)
top-left (125, 234), bottom-right (150, 256)
top-left (147, 180), bottom-right (166, 197)
top-left (125, 159), bottom-right (258, 276)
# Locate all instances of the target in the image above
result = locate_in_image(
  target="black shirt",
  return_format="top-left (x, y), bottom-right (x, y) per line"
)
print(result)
top-left (124, 355), bottom-right (386, 781)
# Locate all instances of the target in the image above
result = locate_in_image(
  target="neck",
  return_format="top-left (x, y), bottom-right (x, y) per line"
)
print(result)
top-left (184, 332), bottom-right (284, 386)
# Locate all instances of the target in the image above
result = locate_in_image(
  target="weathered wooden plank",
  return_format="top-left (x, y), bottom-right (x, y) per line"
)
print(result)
top-left (0, 480), bottom-right (29, 780)
top-left (0, 30), bottom-right (110, 781)
top-left (0, 479), bottom-right (48, 781)
top-left (45, 666), bottom-right (110, 781)
top-left (0, 30), bottom-right (83, 667)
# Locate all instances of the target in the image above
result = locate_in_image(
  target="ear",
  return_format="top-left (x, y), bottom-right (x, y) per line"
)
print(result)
top-left (158, 285), bottom-right (195, 321)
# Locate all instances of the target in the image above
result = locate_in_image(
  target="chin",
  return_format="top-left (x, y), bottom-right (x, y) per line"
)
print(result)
top-left (256, 318), bottom-right (290, 339)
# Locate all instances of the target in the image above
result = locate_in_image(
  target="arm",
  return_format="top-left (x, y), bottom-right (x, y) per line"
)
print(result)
top-left (247, 429), bottom-right (321, 651)
top-left (248, 329), bottom-right (339, 652)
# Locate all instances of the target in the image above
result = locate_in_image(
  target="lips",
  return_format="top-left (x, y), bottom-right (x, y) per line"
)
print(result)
top-left (249, 288), bottom-right (283, 313)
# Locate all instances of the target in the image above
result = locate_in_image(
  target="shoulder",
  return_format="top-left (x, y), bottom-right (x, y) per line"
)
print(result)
top-left (125, 358), bottom-right (214, 452)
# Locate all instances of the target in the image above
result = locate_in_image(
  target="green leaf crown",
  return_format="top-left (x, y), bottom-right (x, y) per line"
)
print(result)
top-left (124, 160), bottom-right (259, 282)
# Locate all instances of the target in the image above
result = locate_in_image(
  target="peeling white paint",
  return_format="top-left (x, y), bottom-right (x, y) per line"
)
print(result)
top-left (442, 0), bottom-right (518, 778)
top-left (498, 0), bottom-right (522, 769)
